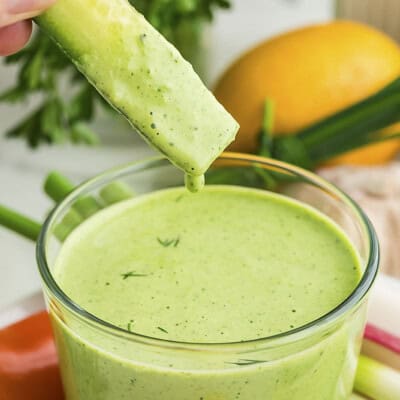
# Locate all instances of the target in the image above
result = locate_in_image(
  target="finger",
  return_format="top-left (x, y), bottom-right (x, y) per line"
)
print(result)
top-left (0, 0), bottom-right (56, 28)
top-left (0, 20), bottom-right (32, 56)
top-left (1, 10), bottom-right (42, 27)
top-left (3, 0), bottom-right (56, 14)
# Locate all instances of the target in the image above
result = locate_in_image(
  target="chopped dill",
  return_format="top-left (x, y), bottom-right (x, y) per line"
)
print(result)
top-left (157, 237), bottom-right (180, 248)
top-left (227, 359), bottom-right (266, 366)
top-left (121, 271), bottom-right (148, 280)
top-left (127, 320), bottom-right (134, 332)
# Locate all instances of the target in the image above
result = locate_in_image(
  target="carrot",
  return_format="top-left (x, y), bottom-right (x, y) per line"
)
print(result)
top-left (0, 311), bottom-right (64, 400)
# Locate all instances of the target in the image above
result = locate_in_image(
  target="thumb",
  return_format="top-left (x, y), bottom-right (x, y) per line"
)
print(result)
top-left (1, 0), bottom-right (56, 27)
top-left (0, 20), bottom-right (32, 56)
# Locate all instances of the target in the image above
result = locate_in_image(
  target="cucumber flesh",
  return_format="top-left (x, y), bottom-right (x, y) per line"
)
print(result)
top-left (35, 0), bottom-right (239, 179)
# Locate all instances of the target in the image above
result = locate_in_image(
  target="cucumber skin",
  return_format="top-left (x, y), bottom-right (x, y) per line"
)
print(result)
top-left (35, 0), bottom-right (239, 175)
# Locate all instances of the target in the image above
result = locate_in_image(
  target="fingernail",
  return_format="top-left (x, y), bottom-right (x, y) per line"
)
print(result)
top-left (6, 0), bottom-right (54, 14)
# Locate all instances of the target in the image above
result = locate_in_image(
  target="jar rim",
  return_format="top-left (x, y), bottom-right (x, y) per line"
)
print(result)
top-left (36, 152), bottom-right (379, 352)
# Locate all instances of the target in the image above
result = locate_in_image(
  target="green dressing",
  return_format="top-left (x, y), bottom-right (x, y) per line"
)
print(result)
top-left (51, 185), bottom-right (364, 400)
top-left (55, 186), bottom-right (360, 343)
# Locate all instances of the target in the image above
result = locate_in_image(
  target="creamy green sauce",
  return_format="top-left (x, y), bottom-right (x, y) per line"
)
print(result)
top-left (184, 173), bottom-right (205, 193)
top-left (51, 185), bottom-right (365, 400)
top-left (55, 186), bottom-right (360, 343)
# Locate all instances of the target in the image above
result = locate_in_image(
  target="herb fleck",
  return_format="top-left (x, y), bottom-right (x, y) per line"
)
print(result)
top-left (157, 326), bottom-right (168, 334)
top-left (121, 271), bottom-right (148, 280)
top-left (127, 320), bottom-right (134, 332)
top-left (227, 359), bottom-right (266, 366)
top-left (157, 237), bottom-right (180, 248)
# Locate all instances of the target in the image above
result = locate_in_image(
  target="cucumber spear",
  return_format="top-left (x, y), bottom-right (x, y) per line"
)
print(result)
top-left (35, 0), bottom-right (239, 185)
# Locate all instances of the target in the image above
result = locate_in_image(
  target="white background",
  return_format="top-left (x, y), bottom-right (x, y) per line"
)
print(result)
top-left (0, 0), bottom-right (333, 308)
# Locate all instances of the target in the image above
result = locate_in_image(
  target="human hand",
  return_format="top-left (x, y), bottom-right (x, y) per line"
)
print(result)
top-left (0, 0), bottom-right (56, 56)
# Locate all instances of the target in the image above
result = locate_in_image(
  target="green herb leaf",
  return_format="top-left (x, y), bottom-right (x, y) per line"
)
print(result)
top-left (40, 99), bottom-right (65, 143)
top-left (121, 271), bottom-right (148, 280)
top-left (127, 320), bottom-right (135, 332)
top-left (206, 166), bottom-right (277, 189)
top-left (0, 86), bottom-right (27, 103)
top-left (272, 136), bottom-right (314, 170)
top-left (70, 123), bottom-right (100, 145)
top-left (68, 84), bottom-right (95, 123)
top-left (258, 98), bottom-right (275, 158)
top-left (157, 237), bottom-right (180, 247)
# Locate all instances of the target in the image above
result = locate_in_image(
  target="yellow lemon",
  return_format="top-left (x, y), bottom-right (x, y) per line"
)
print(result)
top-left (215, 21), bottom-right (400, 165)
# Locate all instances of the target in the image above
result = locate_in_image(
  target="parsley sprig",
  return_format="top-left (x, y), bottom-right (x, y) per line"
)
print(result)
top-left (0, 0), bottom-right (231, 147)
top-left (1, 35), bottom-right (100, 147)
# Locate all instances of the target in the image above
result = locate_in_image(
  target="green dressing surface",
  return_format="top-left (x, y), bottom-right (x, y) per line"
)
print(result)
top-left (55, 185), bottom-right (361, 343)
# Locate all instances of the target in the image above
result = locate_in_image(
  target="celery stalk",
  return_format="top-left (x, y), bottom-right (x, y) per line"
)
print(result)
top-left (54, 209), bottom-right (83, 241)
top-left (99, 182), bottom-right (134, 205)
top-left (35, 0), bottom-right (238, 177)
top-left (0, 205), bottom-right (41, 241)
top-left (45, 172), bottom-right (135, 240)
top-left (44, 171), bottom-right (75, 202)
top-left (355, 354), bottom-right (400, 400)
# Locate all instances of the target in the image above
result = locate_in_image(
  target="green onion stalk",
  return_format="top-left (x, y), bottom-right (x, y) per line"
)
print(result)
top-left (0, 206), bottom-right (41, 242)
top-left (355, 355), bottom-right (400, 400)
top-left (0, 172), bottom-right (134, 242)
top-left (269, 77), bottom-right (400, 169)
top-left (208, 77), bottom-right (400, 186)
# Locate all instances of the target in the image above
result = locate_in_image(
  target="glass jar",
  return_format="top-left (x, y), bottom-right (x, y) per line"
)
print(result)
top-left (37, 153), bottom-right (379, 400)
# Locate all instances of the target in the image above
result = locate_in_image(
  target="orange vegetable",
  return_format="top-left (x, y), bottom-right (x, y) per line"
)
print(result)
top-left (0, 311), bottom-right (64, 400)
